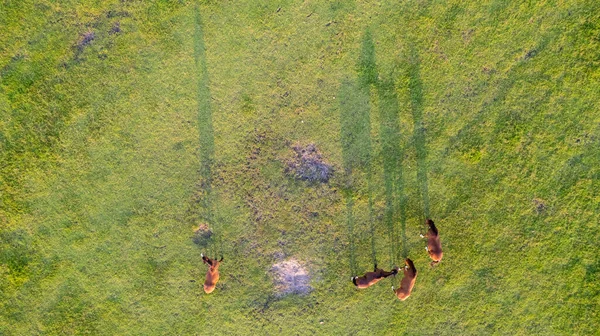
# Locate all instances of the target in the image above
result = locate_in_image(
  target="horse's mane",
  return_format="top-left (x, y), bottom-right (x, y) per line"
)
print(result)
top-left (407, 259), bottom-right (417, 274)
top-left (427, 219), bottom-right (438, 235)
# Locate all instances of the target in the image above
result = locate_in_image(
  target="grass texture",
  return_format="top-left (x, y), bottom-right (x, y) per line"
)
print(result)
top-left (1, 0), bottom-right (599, 334)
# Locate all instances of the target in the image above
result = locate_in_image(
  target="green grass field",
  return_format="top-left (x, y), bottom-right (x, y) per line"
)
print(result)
top-left (1, 0), bottom-right (599, 334)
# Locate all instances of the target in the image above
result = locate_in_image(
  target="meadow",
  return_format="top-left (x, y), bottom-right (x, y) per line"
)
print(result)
top-left (1, 0), bottom-right (599, 334)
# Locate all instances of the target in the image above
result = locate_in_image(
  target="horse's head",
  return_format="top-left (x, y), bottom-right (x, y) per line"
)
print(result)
top-left (405, 258), bottom-right (417, 274)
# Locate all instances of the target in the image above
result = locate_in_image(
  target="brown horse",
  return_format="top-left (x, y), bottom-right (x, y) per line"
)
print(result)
top-left (202, 253), bottom-right (223, 294)
top-left (392, 258), bottom-right (417, 301)
top-left (421, 219), bottom-right (443, 266)
top-left (352, 265), bottom-right (398, 289)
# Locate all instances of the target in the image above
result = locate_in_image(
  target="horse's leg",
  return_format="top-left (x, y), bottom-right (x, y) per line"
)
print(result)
top-left (380, 270), bottom-right (396, 278)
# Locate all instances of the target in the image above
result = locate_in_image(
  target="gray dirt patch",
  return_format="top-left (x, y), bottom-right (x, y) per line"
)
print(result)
top-left (270, 259), bottom-right (312, 296)
top-left (78, 31), bottom-right (95, 49)
top-left (110, 22), bottom-right (121, 35)
top-left (533, 198), bottom-right (546, 214)
top-left (74, 31), bottom-right (96, 60)
top-left (285, 143), bottom-right (333, 183)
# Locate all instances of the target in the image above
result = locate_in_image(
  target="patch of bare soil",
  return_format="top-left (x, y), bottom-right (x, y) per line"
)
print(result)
top-left (73, 30), bottom-right (96, 60)
top-left (270, 259), bottom-right (312, 296)
top-left (533, 198), bottom-right (546, 214)
top-left (110, 22), bottom-right (121, 34)
top-left (285, 143), bottom-right (333, 183)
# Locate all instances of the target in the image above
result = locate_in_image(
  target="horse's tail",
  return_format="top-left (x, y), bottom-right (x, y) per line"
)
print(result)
top-left (352, 277), bottom-right (358, 286)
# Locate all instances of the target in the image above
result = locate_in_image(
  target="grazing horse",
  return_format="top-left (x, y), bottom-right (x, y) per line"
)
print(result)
top-left (392, 258), bottom-right (417, 301)
top-left (202, 253), bottom-right (223, 294)
top-left (421, 219), bottom-right (443, 266)
top-left (352, 265), bottom-right (398, 289)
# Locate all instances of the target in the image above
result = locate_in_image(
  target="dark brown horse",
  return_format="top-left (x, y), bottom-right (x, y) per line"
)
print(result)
top-left (352, 265), bottom-right (398, 289)
top-left (202, 253), bottom-right (223, 294)
top-left (351, 265), bottom-right (398, 289)
top-left (393, 258), bottom-right (417, 301)
top-left (421, 219), bottom-right (443, 266)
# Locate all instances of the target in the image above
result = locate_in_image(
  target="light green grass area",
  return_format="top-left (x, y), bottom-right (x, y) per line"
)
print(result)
top-left (1, 0), bottom-right (599, 334)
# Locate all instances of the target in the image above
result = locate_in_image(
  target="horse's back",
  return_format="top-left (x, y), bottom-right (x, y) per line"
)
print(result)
top-left (396, 291), bottom-right (410, 301)
top-left (395, 285), bottom-right (412, 301)
top-left (204, 270), bottom-right (219, 294)
top-left (355, 272), bottom-right (381, 289)
top-left (396, 271), bottom-right (417, 300)
top-left (428, 235), bottom-right (443, 260)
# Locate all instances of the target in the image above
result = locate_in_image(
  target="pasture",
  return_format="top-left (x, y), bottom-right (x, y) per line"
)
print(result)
top-left (1, 0), bottom-right (599, 334)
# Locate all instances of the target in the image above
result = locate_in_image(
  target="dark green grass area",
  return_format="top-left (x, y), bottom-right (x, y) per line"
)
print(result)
top-left (1, 0), bottom-right (600, 335)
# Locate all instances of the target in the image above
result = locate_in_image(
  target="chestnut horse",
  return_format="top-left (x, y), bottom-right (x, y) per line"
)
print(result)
top-left (352, 265), bottom-right (398, 289)
top-left (392, 258), bottom-right (417, 301)
top-left (421, 219), bottom-right (443, 266)
top-left (202, 253), bottom-right (223, 294)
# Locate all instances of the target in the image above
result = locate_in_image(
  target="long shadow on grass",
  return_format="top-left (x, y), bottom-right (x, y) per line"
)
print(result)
top-left (340, 30), bottom-right (394, 275)
top-left (339, 77), bottom-right (373, 276)
top-left (357, 31), bottom-right (378, 271)
top-left (408, 45), bottom-right (431, 221)
top-left (377, 76), bottom-right (408, 262)
top-left (362, 30), bottom-right (408, 265)
top-left (193, 7), bottom-right (221, 258)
